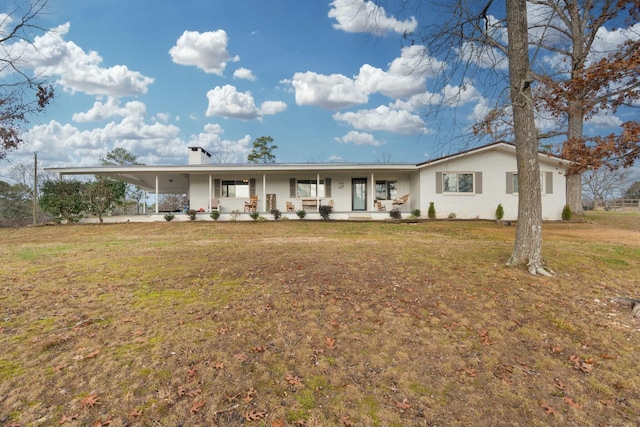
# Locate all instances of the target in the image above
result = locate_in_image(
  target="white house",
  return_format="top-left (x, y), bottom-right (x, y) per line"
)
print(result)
top-left (46, 142), bottom-right (571, 221)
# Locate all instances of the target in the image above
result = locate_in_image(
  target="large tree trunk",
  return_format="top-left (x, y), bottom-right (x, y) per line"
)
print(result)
top-left (505, 0), bottom-right (552, 276)
top-left (565, 173), bottom-right (583, 213)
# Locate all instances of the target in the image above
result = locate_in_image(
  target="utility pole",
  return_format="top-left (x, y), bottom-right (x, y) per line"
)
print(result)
top-left (33, 152), bottom-right (37, 225)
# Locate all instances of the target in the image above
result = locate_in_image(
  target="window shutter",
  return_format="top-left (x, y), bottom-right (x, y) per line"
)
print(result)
top-left (249, 178), bottom-right (256, 196)
top-left (506, 172), bottom-right (513, 194)
top-left (214, 179), bottom-right (220, 197)
top-left (325, 178), bottom-right (331, 197)
top-left (290, 178), bottom-right (296, 197)
top-left (475, 172), bottom-right (482, 194)
top-left (435, 172), bottom-right (442, 194)
top-left (545, 172), bottom-right (553, 194)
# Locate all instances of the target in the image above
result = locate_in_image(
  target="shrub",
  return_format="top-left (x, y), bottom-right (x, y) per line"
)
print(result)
top-left (410, 208), bottom-right (421, 218)
top-left (210, 211), bottom-right (220, 221)
top-left (187, 209), bottom-right (197, 220)
top-left (319, 205), bottom-right (332, 220)
top-left (250, 211), bottom-right (260, 220)
top-left (448, 212), bottom-right (457, 219)
top-left (390, 208), bottom-right (402, 219)
top-left (562, 204), bottom-right (572, 221)
top-left (270, 209), bottom-right (282, 220)
top-left (296, 210), bottom-right (307, 219)
top-left (428, 202), bottom-right (436, 219)
top-left (495, 203), bottom-right (504, 220)
top-left (164, 213), bottom-right (175, 222)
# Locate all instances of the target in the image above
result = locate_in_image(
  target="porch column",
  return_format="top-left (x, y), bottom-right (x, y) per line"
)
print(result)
top-left (155, 175), bottom-right (159, 214)
top-left (371, 173), bottom-right (375, 210)
top-left (208, 174), bottom-right (212, 211)
top-left (262, 173), bottom-right (267, 212)
top-left (317, 173), bottom-right (320, 208)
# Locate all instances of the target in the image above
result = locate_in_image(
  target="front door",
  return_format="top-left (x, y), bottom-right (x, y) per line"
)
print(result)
top-left (352, 178), bottom-right (367, 211)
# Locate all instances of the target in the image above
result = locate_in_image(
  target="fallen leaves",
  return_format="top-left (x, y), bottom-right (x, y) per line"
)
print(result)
top-left (80, 394), bottom-right (101, 408)
top-left (325, 336), bottom-right (336, 350)
top-left (58, 414), bottom-right (79, 424)
top-left (285, 373), bottom-right (302, 385)
top-left (190, 398), bottom-right (206, 414)
top-left (540, 401), bottom-right (557, 416)
top-left (395, 398), bottom-right (411, 410)
top-left (563, 396), bottom-right (582, 409)
top-left (479, 329), bottom-right (493, 346)
top-left (245, 409), bottom-right (266, 422)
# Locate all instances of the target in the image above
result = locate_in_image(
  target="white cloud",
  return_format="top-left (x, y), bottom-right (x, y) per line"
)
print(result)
top-left (259, 100), bottom-right (287, 116)
top-left (72, 97), bottom-right (146, 122)
top-left (333, 105), bottom-right (425, 134)
top-left (233, 67), bottom-right (256, 81)
top-left (169, 29), bottom-right (239, 75)
top-left (188, 124), bottom-right (252, 163)
top-left (585, 110), bottom-right (623, 129)
top-left (205, 85), bottom-right (286, 120)
top-left (21, 107), bottom-right (184, 168)
top-left (335, 131), bottom-right (383, 146)
top-left (328, 0), bottom-right (417, 36)
top-left (3, 23), bottom-right (153, 96)
top-left (356, 45), bottom-right (439, 98)
top-left (205, 85), bottom-right (259, 120)
top-left (292, 71), bottom-right (368, 109)
top-left (442, 82), bottom-right (483, 107)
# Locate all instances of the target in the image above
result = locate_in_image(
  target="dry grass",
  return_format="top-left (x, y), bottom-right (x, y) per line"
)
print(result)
top-left (1, 212), bottom-right (639, 427)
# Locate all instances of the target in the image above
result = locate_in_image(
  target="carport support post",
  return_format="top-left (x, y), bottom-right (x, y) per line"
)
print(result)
top-left (155, 175), bottom-right (159, 214)
top-left (209, 174), bottom-right (212, 212)
top-left (262, 173), bottom-right (266, 212)
top-left (371, 173), bottom-right (375, 211)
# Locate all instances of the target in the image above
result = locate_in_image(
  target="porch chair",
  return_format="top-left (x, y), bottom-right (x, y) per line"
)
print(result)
top-left (244, 195), bottom-right (258, 213)
top-left (392, 194), bottom-right (410, 205)
top-left (286, 201), bottom-right (295, 212)
top-left (376, 201), bottom-right (386, 211)
top-left (211, 197), bottom-right (220, 211)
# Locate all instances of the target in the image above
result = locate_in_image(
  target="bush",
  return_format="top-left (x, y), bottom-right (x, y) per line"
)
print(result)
top-left (270, 209), bottom-right (282, 220)
top-left (187, 209), bottom-right (197, 220)
top-left (448, 212), bottom-right (457, 219)
top-left (389, 208), bottom-right (402, 219)
top-left (562, 204), bottom-right (572, 221)
top-left (319, 205), bottom-right (332, 220)
top-left (164, 213), bottom-right (175, 222)
top-left (495, 203), bottom-right (504, 220)
top-left (410, 208), bottom-right (421, 218)
top-left (428, 202), bottom-right (436, 219)
top-left (250, 211), bottom-right (260, 220)
top-left (296, 210), bottom-right (307, 219)
top-left (210, 211), bottom-right (220, 221)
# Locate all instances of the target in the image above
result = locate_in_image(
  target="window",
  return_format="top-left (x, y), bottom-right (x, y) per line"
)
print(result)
top-left (510, 173), bottom-right (545, 194)
top-left (222, 180), bottom-right (250, 198)
top-left (376, 180), bottom-right (398, 200)
top-left (296, 180), bottom-right (325, 198)
top-left (443, 173), bottom-right (474, 193)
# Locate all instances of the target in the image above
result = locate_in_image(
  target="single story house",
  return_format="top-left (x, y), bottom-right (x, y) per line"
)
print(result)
top-left (46, 141), bottom-right (571, 221)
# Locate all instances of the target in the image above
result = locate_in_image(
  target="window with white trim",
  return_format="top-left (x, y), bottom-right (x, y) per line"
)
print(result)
top-left (221, 180), bottom-right (250, 198)
top-left (510, 173), bottom-right (545, 194)
top-left (296, 180), bottom-right (325, 198)
top-left (443, 173), bottom-right (474, 193)
top-left (375, 180), bottom-right (398, 200)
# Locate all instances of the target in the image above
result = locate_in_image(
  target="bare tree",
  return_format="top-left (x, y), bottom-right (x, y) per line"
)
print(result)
top-left (582, 167), bottom-right (635, 208)
top-left (0, 0), bottom-right (54, 160)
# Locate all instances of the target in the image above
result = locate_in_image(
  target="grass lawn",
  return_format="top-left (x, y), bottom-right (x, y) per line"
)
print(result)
top-left (1, 212), bottom-right (639, 426)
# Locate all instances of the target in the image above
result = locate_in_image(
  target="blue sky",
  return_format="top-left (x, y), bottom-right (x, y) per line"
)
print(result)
top-left (2, 0), bottom-right (638, 175)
